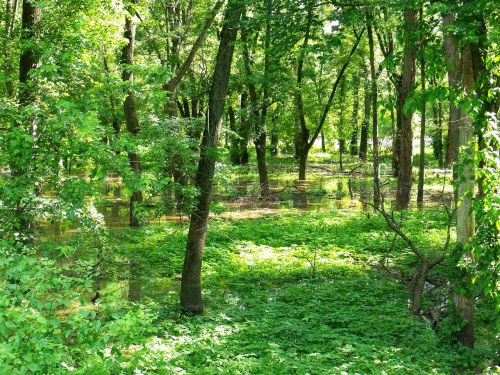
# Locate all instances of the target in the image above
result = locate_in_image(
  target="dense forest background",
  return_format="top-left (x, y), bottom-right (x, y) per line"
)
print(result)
top-left (0, 0), bottom-right (498, 373)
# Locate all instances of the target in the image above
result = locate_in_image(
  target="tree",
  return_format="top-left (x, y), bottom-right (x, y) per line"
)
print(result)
top-left (180, 0), bottom-right (243, 314)
top-left (417, 7), bottom-right (426, 204)
top-left (294, 5), bottom-right (364, 180)
top-left (395, 7), bottom-right (417, 210)
top-left (367, 13), bottom-right (380, 208)
top-left (121, 0), bottom-right (143, 227)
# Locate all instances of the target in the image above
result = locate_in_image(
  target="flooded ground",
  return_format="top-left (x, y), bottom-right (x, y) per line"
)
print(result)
top-left (37, 166), bottom-right (455, 302)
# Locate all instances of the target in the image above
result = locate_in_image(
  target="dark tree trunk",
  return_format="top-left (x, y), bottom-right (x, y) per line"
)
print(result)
top-left (442, 13), bottom-right (460, 167)
top-left (339, 139), bottom-right (345, 171)
top-left (228, 105), bottom-right (241, 164)
top-left (19, 0), bottom-right (40, 104)
top-left (359, 64), bottom-right (371, 161)
top-left (396, 8), bottom-right (417, 210)
top-left (180, 1), bottom-right (242, 314)
top-left (417, 12), bottom-right (426, 204)
top-left (431, 100), bottom-right (444, 167)
top-left (367, 18), bottom-right (380, 208)
top-left (3, 0), bottom-right (17, 96)
top-left (321, 130), bottom-right (326, 152)
top-left (392, 92), bottom-right (402, 176)
top-left (12, 0), bottom-right (40, 236)
top-left (241, 8), bottom-right (271, 197)
top-left (239, 93), bottom-right (250, 164)
top-left (122, 2), bottom-right (143, 227)
top-left (349, 81), bottom-right (360, 155)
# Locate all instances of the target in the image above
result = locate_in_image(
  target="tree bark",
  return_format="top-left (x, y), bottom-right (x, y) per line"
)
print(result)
top-left (359, 63), bottom-right (371, 161)
top-left (417, 10), bottom-right (426, 203)
top-left (19, 0), bottom-right (40, 105)
top-left (122, 2), bottom-right (143, 227)
top-left (180, 0), bottom-right (242, 314)
top-left (442, 13), bottom-right (460, 167)
top-left (367, 18), bottom-right (380, 208)
top-left (453, 45), bottom-right (475, 347)
top-left (3, 0), bottom-right (17, 96)
top-left (395, 8), bottom-right (417, 210)
top-left (240, 7), bottom-right (271, 197)
top-left (349, 79), bottom-right (360, 156)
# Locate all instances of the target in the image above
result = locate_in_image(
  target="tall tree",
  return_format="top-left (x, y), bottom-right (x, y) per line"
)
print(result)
top-left (442, 12), bottom-right (460, 167)
top-left (163, 0), bottom-right (224, 116)
top-left (359, 62), bottom-right (370, 161)
top-left (349, 72), bottom-right (360, 156)
top-left (295, 7), bottom-right (364, 180)
top-left (122, 0), bottom-right (143, 227)
top-left (180, 0), bottom-right (243, 314)
top-left (417, 8), bottom-right (426, 204)
top-left (454, 42), bottom-right (476, 348)
top-left (240, 7), bottom-right (271, 197)
top-left (395, 7), bottom-right (417, 209)
top-left (367, 14), bottom-right (380, 208)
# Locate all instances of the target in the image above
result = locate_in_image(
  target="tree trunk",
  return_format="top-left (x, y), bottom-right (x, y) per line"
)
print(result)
top-left (417, 15), bottom-right (426, 204)
top-left (349, 81), bottom-right (360, 156)
top-left (12, 0), bottom-right (40, 236)
top-left (228, 104), bottom-right (240, 164)
top-left (180, 1), bottom-right (242, 314)
top-left (409, 262), bottom-right (429, 315)
top-left (359, 63), bottom-right (371, 161)
top-left (442, 13), bottom-right (460, 167)
top-left (298, 151), bottom-right (307, 182)
top-left (339, 139), bottom-right (345, 171)
top-left (431, 100), bottom-right (444, 168)
top-left (163, 0), bottom-right (224, 114)
top-left (453, 31), bottom-right (477, 352)
top-left (19, 0), bottom-right (40, 105)
top-left (396, 8), bottom-right (417, 210)
top-left (392, 93), bottom-right (402, 176)
top-left (122, 2), bottom-right (143, 227)
top-left (367, 18), bottom-right (380, 208)
top-left (3, 0), bottom-right (17, 96)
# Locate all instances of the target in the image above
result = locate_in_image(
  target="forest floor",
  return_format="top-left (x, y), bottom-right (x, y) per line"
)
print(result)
top-left (80, 211), bottom-right (495, 374)
top-left (38, 154), bottom-right (497, 374)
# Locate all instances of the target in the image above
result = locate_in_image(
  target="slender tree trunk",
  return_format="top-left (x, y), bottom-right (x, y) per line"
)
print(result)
top-left (163, 0), bottom-right (224, 115)
top-left (180, 1), bottom-right (242, 314)
top-left (350, 81), bottom-right (360, 155)
top-left (241, 17), bottom-right (270, 197)
top-left (442, 13), bottom-right (460, 167)
top-left (19, 0), bottom-right (40, 105)
top-left (453, 43), bottom-right (475, 348)
top-left (392, 92), bottom-right (402, 176)
top-left (228, 104), bottom-right (240, 164)
top-left (431, 100), bottom-right (444, 168)
top-left (12, 0), bottom-right (40, 236)
top-left (396, 8), bottom-right (417, 210)
top-left (295, 7), bottom-right (314, 182)
top-left (3, 0), bottom-right (17, 96)
top-left (367, 19), bottom-right (380, 208)
top-left (417, 14), bottom-right (426, 203)
top-left (359, 64), bottom-right (371, 161)
top-left (122, 2), bottom-right (143, 227)
top-left (239, 93), bottom-right (250, 164)
top-left (339, 139), bottom-right (345, 171)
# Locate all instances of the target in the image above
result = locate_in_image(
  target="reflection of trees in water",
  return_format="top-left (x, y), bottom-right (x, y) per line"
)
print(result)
top-left (293, 190), bottom-right (308, 209)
